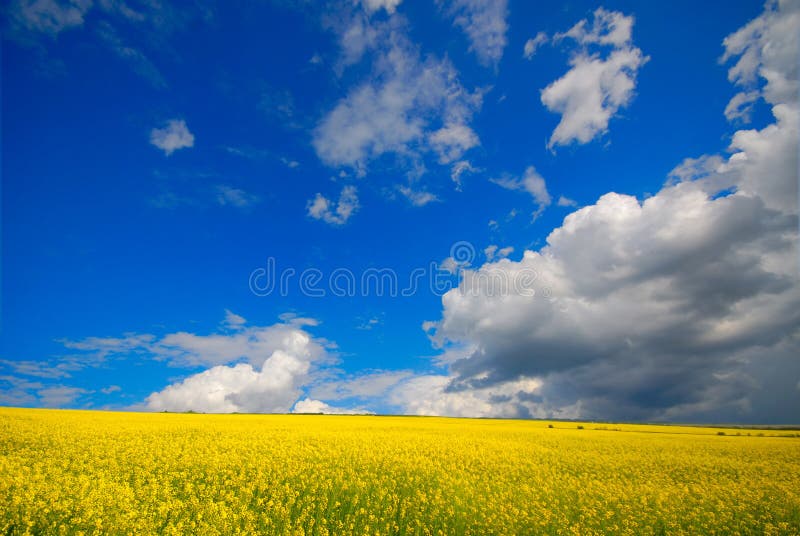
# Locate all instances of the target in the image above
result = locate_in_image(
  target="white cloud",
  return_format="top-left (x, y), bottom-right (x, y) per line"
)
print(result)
top-left (439, 0), bottom-right (509, 67)
top-left (360, 0), bottom-right (402, 15)
top-left (65, 314), bottom-right (328, 370)
top-left (0, 376), bottom-right (42, 406)
top-left (724, 90), bottom-right (760, 123)
top-left (0, 359), bottom-right (76, 379)
top-left (542, 8), bottom-right (647, 148)
top-left (355, 316), bottom-right (382, 330)
top-left (313, 12), bottom-right (483, 176)
top-left (129, 315), bottom-right (391, 414)
top-left (491, 166), bottom-right (552, 219)
top-left (39, 314), bottom-right (340, 413)
top-left (292, 398), bottom-right (373, 414)
top-left (332, 12), bottom-right (379, 69)
top-left (498, 246), bottom-right (513, 258)
top-left (428, 124), bottom-right (480, 164)
top-left (38, 386), bottom-right (89, 407)
top-left (8, 0), bottom-right (92, 36)
top-left (439, 256), bottom-right (463, 275)
top-left (450, 160), bottom-right (478, 190)
top-left (146, 353), bottom-right (306, 413)
top-left (721, 0), bottom-right (799, 108)
top-left (523, 31), bottom-right (547, 60)
top-left (556, 7), bottom-right (633, 47)
top-left (397, 185), bottom-right (438, 206)
top-left (307, 185), bottom-right (360, 225)
top-left (6, 1), bottom-right (206, 86)
top-left (726, 100), bottom-right (798, 215)
top-left (557, 195), bottom-right (577, 207)
top-left (138, 316), bottom-right (334, 413)
top-left (388, 374), bottom-right (548, 418)
top-left (149, 119), bottom-right (194, 155)
top-left (484, 245), bottom-right (513, 261)
top-left (215, 185), bottom-right (259, 208)
top-left (309, 370), bottom-right (413, 401)
top-left (62, 333), bottom-right (156, 359)
top-left (222, 309), bottom-right (247, 329)
top-left (282, 158), bottom-right (300, 169)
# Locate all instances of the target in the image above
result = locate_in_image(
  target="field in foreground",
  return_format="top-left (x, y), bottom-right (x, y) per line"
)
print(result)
top-left (1, 409), bottom-right (799, 535)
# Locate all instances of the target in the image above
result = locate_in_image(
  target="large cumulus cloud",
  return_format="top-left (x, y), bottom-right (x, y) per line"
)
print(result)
top-left (421, 0), bottom-right (800, 423)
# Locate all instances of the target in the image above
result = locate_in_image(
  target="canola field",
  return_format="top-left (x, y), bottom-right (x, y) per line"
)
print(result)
top-left (1, 408), bottom-right (799, 535)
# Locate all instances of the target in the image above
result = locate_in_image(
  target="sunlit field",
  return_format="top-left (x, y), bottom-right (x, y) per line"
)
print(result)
top-left (1, 408), bottom-right (798, 535)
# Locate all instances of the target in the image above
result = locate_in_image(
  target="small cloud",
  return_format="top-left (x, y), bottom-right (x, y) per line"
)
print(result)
top-left (223, 309), bottom-right (247, 329)
top-left (150, 119), bottom-right (194, 155)
top-left (440, 0), bottom-right (509, 67)
top-left (557, 195), bottom-right (578, 207)
top-left (440, 253), bottom-right (472, 274)
top-left (491, 166), bottom-right (551, 219)
top-left (307, 185), bottom-right (359, 225)
top-left (356, 316), bottom-right (382, 330)
top-left (485, 245), bottom-right (513, 261)
top-left (96, 22), bottom-right (166, 88)
top-left (215, 185), bottom-right (259, 208)
top-left (360, 0), bottom-right (402, 14)
top-left (543, 8), bottom-right (647, 148)
top-left (259, 88), bottom-right (296, 126)
top-left (498, 246), bottom-right (513, 257)
top-left (523, 31), bottom-right (548, 59)
top-left (281, 157), bottom-right (300, 169)
top-left (428, 123), bottom-right (480, 164)
top-left (148, 190), bottom-right (197, 209)
top-left (101, 385), bottom-right (121, 394)
top-left (8, 0), bottom-right (92, 37)
top-left (223, 145), bottom-right (269, 160)
top-left (292, 398), bottom-right (373, 415)
top-left (450, 160), bottom-right (478, 191)
top-left (397, 186), bottom-right (438, 207)
top-left (724, 90), bottom-right (760, 123)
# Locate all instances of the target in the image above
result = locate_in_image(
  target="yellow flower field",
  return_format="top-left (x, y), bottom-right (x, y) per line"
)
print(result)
top-left (1, 408), bottom-right (798, 535)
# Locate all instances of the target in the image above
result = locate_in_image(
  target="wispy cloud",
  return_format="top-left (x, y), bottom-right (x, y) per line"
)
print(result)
top-left (523, 31), bottom-right (548, 60)
top-left (491, 166), bottom-right (551, 219)
top-left (96, 21), bottom-right (166, 88)
top-left (215, 185), bottom-right (260, 209)
top-left (439, 0), bottom-right (509, 67)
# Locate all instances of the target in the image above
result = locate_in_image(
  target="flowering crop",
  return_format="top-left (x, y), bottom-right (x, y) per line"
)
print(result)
top-left (1, 408), bottom-right (798, 535)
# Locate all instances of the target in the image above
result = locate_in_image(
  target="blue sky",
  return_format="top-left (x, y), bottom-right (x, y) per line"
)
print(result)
top-left (2, 0), bottom-right (798, 422)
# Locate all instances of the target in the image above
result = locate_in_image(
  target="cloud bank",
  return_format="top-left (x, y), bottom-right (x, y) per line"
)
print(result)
top-left (419, 0), bottom-right (799, 423)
